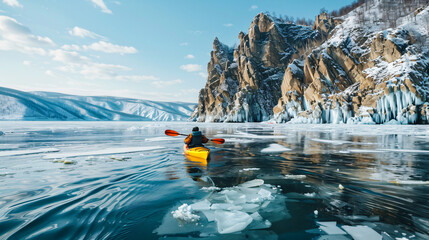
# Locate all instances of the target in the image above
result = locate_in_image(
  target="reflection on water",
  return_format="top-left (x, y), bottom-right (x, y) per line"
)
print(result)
top-left (0, 122), bottom-right (428, 239)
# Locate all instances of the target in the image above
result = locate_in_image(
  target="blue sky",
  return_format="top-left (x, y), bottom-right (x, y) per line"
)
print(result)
top-left (0, 0), bottom-right (353, 102)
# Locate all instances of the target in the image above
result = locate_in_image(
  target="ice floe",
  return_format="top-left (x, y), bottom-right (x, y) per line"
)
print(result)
top-left (214, 210), bottom-right (253, 234)
top-left (261, 144), bottom-right (291, 153)
top-left (284, 174), bottom-right (306, 180)
top-left (238, 179), bottom-right (264, 188)
top-left (154, 179), bottom-right (290, 236)
top-left (0, 148), bottom-right (60, 157)
top-left (239, 168), bottom-right (260, 172)
top-left (200, 186), bottom-right (221, 192)
top-left (318, 222), bottom-right (347, 235)
top-left (43, 146), bottom-right (164, 159)
top-left (341, 225), bottom-right (382, 240)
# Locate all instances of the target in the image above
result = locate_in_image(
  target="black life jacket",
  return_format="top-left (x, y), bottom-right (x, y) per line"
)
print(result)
top-left (189, 131), bottom-right (203, 148)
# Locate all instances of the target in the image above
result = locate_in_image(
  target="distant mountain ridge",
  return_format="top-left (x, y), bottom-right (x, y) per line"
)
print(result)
top-left (0, 87), bottom-right (195, 121)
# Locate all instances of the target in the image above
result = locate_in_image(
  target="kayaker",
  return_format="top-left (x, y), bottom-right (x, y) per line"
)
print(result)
top-left (185, 127), bottom-right (208, 148)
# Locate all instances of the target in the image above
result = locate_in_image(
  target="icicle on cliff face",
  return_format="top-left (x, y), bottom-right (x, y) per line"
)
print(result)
top-left (192, 1), bottom-right (429, 124)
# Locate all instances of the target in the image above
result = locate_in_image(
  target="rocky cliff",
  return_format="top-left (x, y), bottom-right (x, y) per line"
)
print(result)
top-left (191, 1), bottom-right (429, 124)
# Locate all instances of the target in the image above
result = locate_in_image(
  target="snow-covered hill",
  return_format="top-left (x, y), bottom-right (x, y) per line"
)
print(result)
top-left (0, 87), bottom-right (195, 121)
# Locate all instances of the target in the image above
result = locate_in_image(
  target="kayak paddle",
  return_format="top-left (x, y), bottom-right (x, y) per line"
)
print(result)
top-left (165, 129), bottom-right (225, 144)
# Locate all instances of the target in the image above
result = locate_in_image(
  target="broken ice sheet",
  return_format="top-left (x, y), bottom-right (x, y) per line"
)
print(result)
top-left (238, 179), bottom-right (264, 188)
top-left (190, 199), bottom-right (211, 211)
top-left (342, 225), bottom-right (382, 240)
top-left (214, 210), bottom-right (253, 234)
top-left (317, 222), bottom-right (347, 235)
top-left (156, 179), bottom-right (289, 236)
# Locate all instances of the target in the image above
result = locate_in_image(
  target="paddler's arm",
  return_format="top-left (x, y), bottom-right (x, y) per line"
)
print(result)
top-left (202, 135), bottom-right (208, 143)
top-left (184, 134), bottom-right (192, 144)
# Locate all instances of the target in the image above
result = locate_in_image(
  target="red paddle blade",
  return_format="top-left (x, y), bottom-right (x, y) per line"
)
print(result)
top-left (211, 138), bottom-right (225, 144)
top-left (165, 129), bottom-right (179, 136)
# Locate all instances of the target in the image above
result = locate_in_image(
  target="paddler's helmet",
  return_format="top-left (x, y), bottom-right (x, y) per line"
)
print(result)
top-left (192, 127), bottom-right (199, 131)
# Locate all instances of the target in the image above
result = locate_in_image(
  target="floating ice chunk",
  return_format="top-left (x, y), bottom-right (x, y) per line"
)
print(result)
top-left (242, 203), bottom-right (259, 212)
top-left (284, 174), bottom-right (306, 180)
top-left (171, 204), bottom-right (200, 223)
top-left (63, 159), bottom-right (75, 164)
top-left (0, 148), bottom-right (60, 157)
top-left (339, 184), bottom-right (344, 190)
top-left (214, 210), bottom-right (253, 234)
top-left (261, 144), bottom-right (291, 153)
top-left (239, 179), bottom-right (264, 188)
top-left (211, 203), bottom-right (243, 211)
top-left (317, 222), bottom-right (346, 235)
top-left (239, 168), bottom-right (260, 172)
top-left (342, 225), bottom-right (382, 240)
top-left (0, 131), bottom-right (3, 136)
top-left (250, 212), bottom-right (263, 221)
top-left (201, 186), bottom-right (221, 192)
top-left (249, 219), bottom-right (272, 230)
top-left (258, 188), bottom-right (273, 201)
top-left (261, 201), bottom-right (270, 209)
top-left (304, 192), bottom-right (316, 197)
top-left (202, 210), bottom-right (215, 222)
top-left (44, 146), bottom-right (164, 159)
top-left (190, 199), bottom-right (211, 211)
top-left (222, 190), bottom-right (246, 204)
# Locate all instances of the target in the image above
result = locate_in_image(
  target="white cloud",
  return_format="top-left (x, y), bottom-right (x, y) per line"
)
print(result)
top-left (152, 79), bottom-right (183, 88)
top-left (68, 26), bottom-right (101, 39)
top-left (180, 42), bottom-right (188, 46)
top-left (49, 49), bottom-right (156, 81)
top-left (2, 0), bottom-right (22, 8)
top-left (250, 5), bottom-right (258, 10)
top-left (45, 70), bottom-right (55, 77)
top-left (0, 16), bottom-right (54, 55)
top-left (90, 0), bottom-right (112, 14)
top-left (115, 75), bottom-right (158, 82)
top-left (23, 60), bottom-right (30, 65)
top-left (185, 54), bottom-right (194, 59)
top-left (198, 72), bottom-right (208, 78)
top-left (50, 49), bottom-right (88, 64)
top-left (223, 23), bottom-right (233, 27)
top-left (180, 64), bottom-right (202, 72)
top-left (61, 44), bottom-right (81, 51)
top-left (83, 41), bottom-right (137, 54)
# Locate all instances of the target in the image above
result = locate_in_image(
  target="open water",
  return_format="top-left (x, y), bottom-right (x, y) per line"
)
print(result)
top-left (0, 122), bottom-right (428, 239)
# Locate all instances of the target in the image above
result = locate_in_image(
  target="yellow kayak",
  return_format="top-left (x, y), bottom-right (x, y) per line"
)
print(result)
top-left (184, 145), bottom-right (210, 161)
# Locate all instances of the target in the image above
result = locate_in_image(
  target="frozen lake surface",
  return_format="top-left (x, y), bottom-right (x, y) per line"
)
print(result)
top-left (0, 122), bottom-right (428, 239)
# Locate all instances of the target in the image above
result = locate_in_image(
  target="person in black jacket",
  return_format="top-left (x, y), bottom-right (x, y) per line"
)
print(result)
top-left (184, 127), bottom-right (208, 148)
